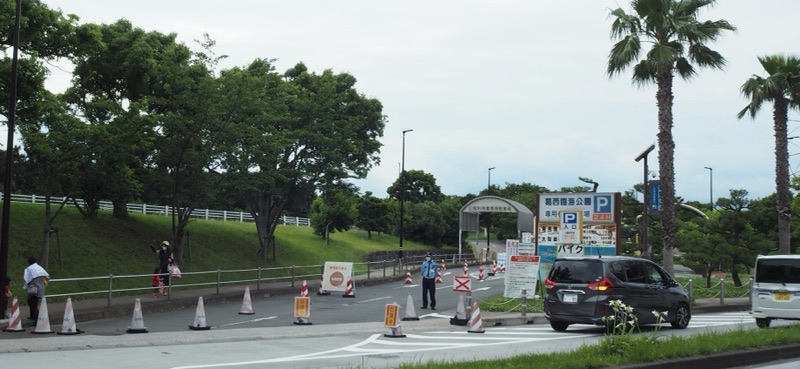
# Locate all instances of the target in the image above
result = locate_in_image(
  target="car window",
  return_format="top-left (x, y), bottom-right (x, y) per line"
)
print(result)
top-left (642, 263), bottom-right (665, 285)
top-left (609, 261), bottom-right (627, 282)
top-left (549, 260), bottom-right (604, 284)
top-left (625, 262), bottom-right (647, 284)
top-left (756, 259), bottom-right (800, 284)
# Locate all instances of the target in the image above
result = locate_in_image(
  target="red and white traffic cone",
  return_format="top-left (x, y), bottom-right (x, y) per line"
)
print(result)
top-left (402, 293), bottom-right (419, 321)
top-left (189, 296), bottom-right (211, 330)
top-left (2, 297), bottom-right (25, 332)
top-left (239, 286), bottom-right (255, 315)
top-left (58, 297), bottom-right (83, 335)
top-left (435, 269), bottom-right (443, 284)
top-left (404, 268), bottom-right (413, 284)
top-left (32, 297), bottom-right (54, 334)
top-left (449, 294), bottom-right (468, 326)
top-left (499, 263), bottom-right (505, 273)
top-left (479, 265), bottom-right (485, 281)
top-left (463, 260), bottom-right (469, 276)
top-left (317, 275), bottom-right (330, 295)
top-left (343, 278), bottom-right (355, 298)
top-left (440, 260), bottom-right (446, 271)
top-left (300, 280), bottom-right (309, 297)
top-left (126, 298), bottom-right (148, 333)
top-left (488, 261), bottom-right (497, 276)
top-left (467, 300), bottom-right (485, 333)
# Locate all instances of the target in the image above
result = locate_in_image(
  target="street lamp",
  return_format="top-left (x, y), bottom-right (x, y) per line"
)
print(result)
top-left (486, 167), bottom-right (495, 261)
top-left (635, 144), bottom-right (656, 259)
top-left (399, 129), bottom-right (413, 262)
top-left (578, 177), bottom-right (599, 192)
top-left (704, 167), bottom-right (713, 209)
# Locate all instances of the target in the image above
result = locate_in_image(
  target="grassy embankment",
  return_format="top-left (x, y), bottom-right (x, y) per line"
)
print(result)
top-left (3, 202), bottom-right (432, 299)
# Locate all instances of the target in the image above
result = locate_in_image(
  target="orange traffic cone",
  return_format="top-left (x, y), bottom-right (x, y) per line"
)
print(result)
top-left (239, 286), bottom-right (255, 315)
top-left (435, 269), bottom-right (443, 284)
top-left (317, 275), bottom-right (330, 295)
top-left (31, 297), bottom-right (54, 334)
top-left (58, 297), bottom-right (83, 335)
top-left (479, 265), bottom-right (485, 281)
top-left (467, 299), bottom-right (485, 333)
top-left (3, 297), bottom-right (25, 332)
top-left (126, 298), bottom-right (148, 333)
top-left (189, 296), bottom-right (211, 330)
top-left (300, 280), bottom-right (309, 297)
top-left (402, 293), bottom-right (419, 321)
top-left (342, 278), bottom-right (355, 298)
top-left (404, 268), bottom-right (413, 284)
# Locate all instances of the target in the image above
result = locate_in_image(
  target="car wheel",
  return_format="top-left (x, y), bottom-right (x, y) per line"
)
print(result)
top-left (670, 303), bottom-right (691, 329)
top-left (550, 321), bottom-right (569, 332)
top-left (755, 318), bottom-right (771, 329)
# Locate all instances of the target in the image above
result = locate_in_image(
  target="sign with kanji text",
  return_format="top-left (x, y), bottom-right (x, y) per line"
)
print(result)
top-left (384, 303), bottom-right (400, 327)
top-left (322, 261), bottom-right (353, 292)
top-left (503, 255), bottom-right (540, 298)
top-left (453, 275), bottom-right (471, 292)
top-left (294, 296), bottom-right (310, 318)
top-left (558, 210), bottom-right (583, 244)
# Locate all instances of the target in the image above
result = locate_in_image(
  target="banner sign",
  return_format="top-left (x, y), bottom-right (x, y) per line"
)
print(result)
top-left (503, 255), bottom-right (540, 298)
top-left (294, 296), bottom-right (310, 318)
top-left (384, 303), bottom-right (400, 327)
top-left (322, 262), bottom-right (353, 292)
top-left (538, 193), bottom-right (616, 224)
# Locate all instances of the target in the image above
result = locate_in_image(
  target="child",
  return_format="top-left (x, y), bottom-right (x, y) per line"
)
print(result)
top-left (151, 267), bottom-right (162, 298)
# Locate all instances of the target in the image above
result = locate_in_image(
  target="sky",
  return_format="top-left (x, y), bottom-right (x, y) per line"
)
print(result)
top-left (38, 0), bottom-right (800, 204)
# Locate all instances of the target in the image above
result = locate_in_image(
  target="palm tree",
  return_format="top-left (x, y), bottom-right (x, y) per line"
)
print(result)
top-left (737, 55), bottom-right (800, 255)
top-left (607, 0), bottom-right (735, 275)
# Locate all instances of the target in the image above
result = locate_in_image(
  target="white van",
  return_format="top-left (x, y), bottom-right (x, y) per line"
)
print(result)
top-left (751, 254), bottom-right (800, 328)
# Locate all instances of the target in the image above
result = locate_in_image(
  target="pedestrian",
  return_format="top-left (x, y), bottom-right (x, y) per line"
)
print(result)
top-left (23, 256), bottom-right (49, 322)
top-left (3, 275), bottom-right (11, 319)
top-left (151, 267), bottom-right (163, 298)
top-left (420, 252), bottom-right (438, 310)
top-left (150, 240), bottom-right (174, 294)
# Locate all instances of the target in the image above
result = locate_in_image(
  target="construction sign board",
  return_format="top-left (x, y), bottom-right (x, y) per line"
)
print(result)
top-left (503, 255), bottom-right (540, 298)
top-left (322, 261), bottom-right (353, 292)
top-left (453, 275), bottom-right (471, 292)
top-left (384, 303), bottom-right (400, 327)
top-left (294, 296), bottom-right (310, 318)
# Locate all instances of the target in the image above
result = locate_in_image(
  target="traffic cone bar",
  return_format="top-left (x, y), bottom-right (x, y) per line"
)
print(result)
top-left (189, 296), bottom-right (211, 330)
top-left (404, 268), bottom-right (413, 284)
top-left (300, 280), bottom-right (309, 297)
top-left (58, 297), bottom-right (83, 335)
top-left (3, 297), bottom-right (25, 332)
top-left (32, 297), bottom-right (54, 334)
top-left (435, 269), bottom-right (443, 284)
top-left (463, 261), bottom-right (469, 276)
top-left (467, 300), bottom-right (485, 333)
top-left (343, 278), bottom-right (355, 298)
top-left (239, 286), bottom-right (255, 315)
top-left (402, 293), bottom-right (419, 321)
top-left (126, 298), bottom-right (148, 333)
top-left (478, 265), bottom-right (485, 281)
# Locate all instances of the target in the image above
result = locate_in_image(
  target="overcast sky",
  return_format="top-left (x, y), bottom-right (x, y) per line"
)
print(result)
top-left (41, 0), bottom-right (800, 204)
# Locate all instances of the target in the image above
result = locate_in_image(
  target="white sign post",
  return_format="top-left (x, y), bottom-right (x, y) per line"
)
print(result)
top-left (503, 255), bottom-right (540, 298)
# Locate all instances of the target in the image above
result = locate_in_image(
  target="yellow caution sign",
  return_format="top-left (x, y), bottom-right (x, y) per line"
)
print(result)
top-left (294, 296), bottom-right (310, 318)
top-left (384, 303), bottom-right (400, 327)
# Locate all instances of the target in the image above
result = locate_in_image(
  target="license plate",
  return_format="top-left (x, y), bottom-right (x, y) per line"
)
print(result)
top-left (563, 294), bottom-right (578, 303)
top-left (775, 292), bottom-right (790, 301)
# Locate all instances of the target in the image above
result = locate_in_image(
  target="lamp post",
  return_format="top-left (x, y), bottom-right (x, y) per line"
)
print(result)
top-left (399, 129), bottom-right (413, 262)
top-left (486, 167), bottom-right (495, 261)
top-left (578, 177), bottom-right (599, 192)
top-left (704, 167), bottom-right (713, 210)
top-left (635, 144), bottom-right (656, 259)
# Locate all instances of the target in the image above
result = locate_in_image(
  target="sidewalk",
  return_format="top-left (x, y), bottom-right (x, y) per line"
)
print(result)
top-left (1, 268), bottom-right (750, 330)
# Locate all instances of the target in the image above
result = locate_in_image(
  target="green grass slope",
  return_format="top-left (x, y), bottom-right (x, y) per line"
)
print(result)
top-left (3, 202), bottom-right (430, 297)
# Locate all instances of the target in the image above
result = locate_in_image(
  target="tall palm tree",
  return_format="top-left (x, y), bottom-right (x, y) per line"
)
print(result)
top-left (607, 0), bottom-right (735, 275)
top-left (738, 55), bottom-right (800, 255)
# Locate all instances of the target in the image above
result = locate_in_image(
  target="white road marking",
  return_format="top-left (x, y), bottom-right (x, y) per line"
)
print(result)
top-left (212, 316), bottom-right (277, 328)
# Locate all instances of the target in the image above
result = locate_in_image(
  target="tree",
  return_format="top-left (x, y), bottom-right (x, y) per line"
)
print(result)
top-left (309, 190), bottom-right (358, 244)
top-left (607, 0), bottom-right (736, 275)
top-left (387, 169), bottom-right (443, 204)
top-left (737, 55), bottom-right (800, 255)
top-left (356, 192), bottom-right (391, 239)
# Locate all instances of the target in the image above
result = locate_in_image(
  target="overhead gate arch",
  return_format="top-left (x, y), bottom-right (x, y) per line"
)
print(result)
top-left (458, 196), bottom-right (534, 258)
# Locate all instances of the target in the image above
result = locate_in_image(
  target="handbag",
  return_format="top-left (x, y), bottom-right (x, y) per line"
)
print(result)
top-left (26, 284), bottom-right (38, 295)
top-left (169, 263), bottom-right (182, 279)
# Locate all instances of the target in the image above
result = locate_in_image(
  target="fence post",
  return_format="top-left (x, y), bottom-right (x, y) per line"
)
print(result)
top-left (107, 274), bottom-right (114, 308)
top-left (367, 261), bottom-right (371, 280)
top-left (687, 279), bottom-right (693, 304)
top-left (216, 269), bottom-right (221, 295)
top-left (521, 288), bottom-right (527, 317)
top-left (748, 277), bottom-right (753, 305)
top-left (257, 267), bottom-right (261, 290)
top-left (719, 278), bottom-right (725, 305)
top-left (291, 265), bottom-right (296, 287)
top-left (383, 260), bottom-right (387, 278)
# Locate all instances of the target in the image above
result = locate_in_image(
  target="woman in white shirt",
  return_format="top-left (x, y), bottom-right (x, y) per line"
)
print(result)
top-left (23, 256), bottom-right (49, 322)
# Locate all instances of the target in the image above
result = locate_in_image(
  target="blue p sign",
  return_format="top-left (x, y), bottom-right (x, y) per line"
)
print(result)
top-left (593, 195), bottom-right (612, 213)
top-left (561, 212), bottom-right (578, 224)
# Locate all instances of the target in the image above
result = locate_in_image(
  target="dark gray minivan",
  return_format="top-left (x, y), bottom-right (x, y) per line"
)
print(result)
top-left (544, 256), bottom-right (691, 332)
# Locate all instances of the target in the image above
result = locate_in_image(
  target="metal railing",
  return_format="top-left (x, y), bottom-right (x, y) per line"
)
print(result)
top-left (6, 193), bottom-right (310, 226)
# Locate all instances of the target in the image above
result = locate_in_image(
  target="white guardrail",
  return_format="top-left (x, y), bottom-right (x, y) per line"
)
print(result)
top-left (6, 193), bottom-right (310, 226)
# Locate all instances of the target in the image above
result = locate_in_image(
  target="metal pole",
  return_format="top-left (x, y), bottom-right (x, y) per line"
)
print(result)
top-left (486, 167), bottom-right (495, 262)
top-left (0, 0), bottom-right (22, 314)
top-left (704, 167), bottom-right (713, 209)
top-left (399, 129), bottom-right (413, 262)
top-left (635, 145), bottom-right (655, 259)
